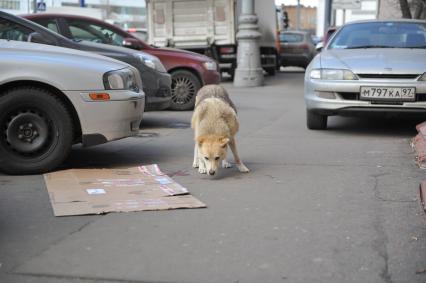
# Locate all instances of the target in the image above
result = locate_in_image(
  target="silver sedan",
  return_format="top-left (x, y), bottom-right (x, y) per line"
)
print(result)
top-left (0, 40), bottom-right (144, 174)
top-left (304, 19), bottom-right (426, 129)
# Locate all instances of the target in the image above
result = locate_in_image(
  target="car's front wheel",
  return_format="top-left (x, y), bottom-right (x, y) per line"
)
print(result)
top-left (169, 70), bottom-right (201, 111)
top-left (0, 87), bottom-right (74, 174)
top-left (306, 109), bottom-right (327, 130)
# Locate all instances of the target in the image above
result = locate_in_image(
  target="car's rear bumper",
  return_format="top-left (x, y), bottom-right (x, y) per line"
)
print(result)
top-left (64, 89), bottom-right (145, 146)
top-left (305, 78), bottom-right (426, 115)
top-left (280, 53), bottom-right (311, 66)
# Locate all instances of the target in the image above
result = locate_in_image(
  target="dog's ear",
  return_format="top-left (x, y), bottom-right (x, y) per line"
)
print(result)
top-left (197, 136), bottom-right (207, 146)
top-left (219, 137), bottom-right (230, 148)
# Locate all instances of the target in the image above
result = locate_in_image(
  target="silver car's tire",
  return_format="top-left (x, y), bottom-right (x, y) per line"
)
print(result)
top-left (306, 110), bottom-right (327, 130)
top-left (0, 87), bottom-right (74, 174)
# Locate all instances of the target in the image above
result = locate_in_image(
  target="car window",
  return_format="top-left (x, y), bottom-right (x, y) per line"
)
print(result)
top-left (33, 18), bottom-right (59, 33)
top-left (329, 22), bottom-right (426, 49)
top-left (0, 18), bottom-right (33, 41)
top-left (66, 19), bottom-right (124, 46)
top-left (280, 33), bottom-right (304, 43)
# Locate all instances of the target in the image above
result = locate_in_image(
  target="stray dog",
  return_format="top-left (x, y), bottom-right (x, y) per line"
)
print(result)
top-left (191, 85), bottom-right (249, 176)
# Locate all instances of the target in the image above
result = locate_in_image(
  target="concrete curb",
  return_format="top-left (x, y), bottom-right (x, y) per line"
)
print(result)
top-left (413, 122), bottom-right (426, 212)
top-left (412, 122), bottom-right (426, 169)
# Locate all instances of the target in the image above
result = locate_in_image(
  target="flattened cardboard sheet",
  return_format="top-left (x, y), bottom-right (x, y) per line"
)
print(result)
top-left (43, 164), bottom-right (206, 216)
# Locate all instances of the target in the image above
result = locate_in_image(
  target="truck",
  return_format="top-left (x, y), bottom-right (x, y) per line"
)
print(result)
top-left (146, 0), bottom-right (279, 77)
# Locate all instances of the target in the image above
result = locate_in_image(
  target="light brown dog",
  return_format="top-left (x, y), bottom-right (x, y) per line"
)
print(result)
top-left (191, 85), bottom-right (249, 176)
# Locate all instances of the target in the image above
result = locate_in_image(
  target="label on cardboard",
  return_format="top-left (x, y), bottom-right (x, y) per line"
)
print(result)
top-left (86, 188), bottom-right (106, 195)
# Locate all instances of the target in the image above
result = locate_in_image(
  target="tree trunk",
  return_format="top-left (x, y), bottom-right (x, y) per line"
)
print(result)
top-left (399, 0), bottom-right (412, 18)
top-left (413, 0), bottom-right (425, 18)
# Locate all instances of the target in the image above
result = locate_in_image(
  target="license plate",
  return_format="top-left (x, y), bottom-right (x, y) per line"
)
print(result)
top-left (360, 86), bottom-right (416, 101)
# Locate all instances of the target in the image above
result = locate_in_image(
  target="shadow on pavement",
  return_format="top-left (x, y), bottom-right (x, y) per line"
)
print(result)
top-left (326, 116), bottom-right (423, 137)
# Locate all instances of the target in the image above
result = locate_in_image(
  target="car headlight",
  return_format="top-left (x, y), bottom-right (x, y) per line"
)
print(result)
top-left (134, 53), bottom-right (167, 73)
top-left (419, 73), bottom-right (426, 81)
top-left (203, 61), bottom-right (217, 71)
top-left (310, 69), bottom-right (358, 80)
top-left (103, 68), bottom-right (139, 91)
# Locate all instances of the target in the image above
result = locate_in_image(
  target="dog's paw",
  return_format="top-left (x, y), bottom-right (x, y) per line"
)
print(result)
top-left (237, 163), bottom-right (250, 173)
top-left (192, 162), bottom-right (199, 168)
top-left (198, 167), bottom-right (207, 174)
top-left (222, 160), bottom-right (232, 168)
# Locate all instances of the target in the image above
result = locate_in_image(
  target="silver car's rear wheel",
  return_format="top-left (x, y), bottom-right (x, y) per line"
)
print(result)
top-left (0, 87), bottom-right (74, 174)
top-left (306, 109), bottom-right (327, 130)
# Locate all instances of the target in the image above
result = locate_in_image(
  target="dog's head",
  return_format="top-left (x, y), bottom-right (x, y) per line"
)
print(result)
top-left (197, 135), bottom-right (229, 176)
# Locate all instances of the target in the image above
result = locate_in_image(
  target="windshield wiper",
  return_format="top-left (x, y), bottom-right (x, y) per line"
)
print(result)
top-left (345, 45), bottom-right (396, 49)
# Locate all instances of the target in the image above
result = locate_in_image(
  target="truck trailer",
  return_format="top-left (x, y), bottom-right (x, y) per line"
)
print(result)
top-left (147, 0), bottom-right (279, 77)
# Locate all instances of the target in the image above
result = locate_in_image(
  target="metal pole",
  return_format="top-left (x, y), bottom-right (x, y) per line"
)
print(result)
top-left (296, 0), bottom-right (301, 30)
top-left (324, 0), bottom-right (332, 32)
top-left (233, 0), bottom-right (264, 87)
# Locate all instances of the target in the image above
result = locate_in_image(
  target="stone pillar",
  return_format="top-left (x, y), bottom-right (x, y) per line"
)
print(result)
top-left (233, 0), bottom-right (264, 87)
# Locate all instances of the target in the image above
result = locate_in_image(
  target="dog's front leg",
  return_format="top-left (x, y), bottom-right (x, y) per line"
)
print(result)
top-left (195, 145), bottom-right (207, 174)
top-left (222, 159), bottom-right (232, 168)
top-left (198, 157), bottom-right (207, 174)
top-left (229, 138), bottom-right (250, 173)
top-left (192, 143), bottom-right (199, 168)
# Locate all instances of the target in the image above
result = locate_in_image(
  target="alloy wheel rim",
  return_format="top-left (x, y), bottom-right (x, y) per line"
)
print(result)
top-left (171, 76), bottom-right (196, 105)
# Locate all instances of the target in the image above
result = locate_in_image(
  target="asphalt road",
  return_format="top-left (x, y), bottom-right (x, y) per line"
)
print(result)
top-left (1, 69), bottom-right (426, 283)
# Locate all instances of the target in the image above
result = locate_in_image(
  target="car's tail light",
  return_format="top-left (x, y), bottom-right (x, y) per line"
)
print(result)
top-left (219, 47), bottom-right (235, 54)
top-left (301, 43), bottom-right (310, 50)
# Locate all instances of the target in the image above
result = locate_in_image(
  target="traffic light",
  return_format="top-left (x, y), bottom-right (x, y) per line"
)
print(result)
top-left (283, 11), bottom-right (289, 29)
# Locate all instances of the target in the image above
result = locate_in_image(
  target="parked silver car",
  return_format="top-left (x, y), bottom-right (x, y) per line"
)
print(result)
top-left (305, 20), bottom-right (426, 129)
top-left (0, 40), bottom-right (144, 174)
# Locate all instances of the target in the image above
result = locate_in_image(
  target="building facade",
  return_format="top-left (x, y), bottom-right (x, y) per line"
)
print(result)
top-left (282, 5), bottom-right (317, 34)
top-left (0, 0), bottom-right (146, 28)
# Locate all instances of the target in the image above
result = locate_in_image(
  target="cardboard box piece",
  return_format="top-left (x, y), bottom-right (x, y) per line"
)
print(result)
top-left (44, 164), bottom-right (206, 216)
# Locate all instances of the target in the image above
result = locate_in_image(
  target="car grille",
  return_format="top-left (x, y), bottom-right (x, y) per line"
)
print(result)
top-left (356, 74), bottom-right (420, 79)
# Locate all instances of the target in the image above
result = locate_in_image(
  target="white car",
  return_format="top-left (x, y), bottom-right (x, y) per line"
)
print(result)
top-left (0, 40), bottom-right (145, 174)
top-left (305, 20), bottom-right (426, 129)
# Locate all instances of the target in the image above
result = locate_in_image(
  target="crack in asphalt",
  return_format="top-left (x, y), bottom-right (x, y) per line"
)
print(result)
top-left (370, 173), bottom-right (394, 283)
top-left (8, 272), bottom-right (179, 283)
top-left (9, 218), bottom-right (100, 274)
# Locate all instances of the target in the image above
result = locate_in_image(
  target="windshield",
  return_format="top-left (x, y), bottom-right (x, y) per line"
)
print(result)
top-left (328, 22), bottom-right (426, 49)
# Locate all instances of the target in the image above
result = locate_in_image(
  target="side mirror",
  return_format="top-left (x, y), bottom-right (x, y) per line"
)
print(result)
top-left (315, 42), bottom-right (323, 52)
top-left (122, 38), bottom-right (143, 50)
top-left (28, 32), bottom-right (49, 44)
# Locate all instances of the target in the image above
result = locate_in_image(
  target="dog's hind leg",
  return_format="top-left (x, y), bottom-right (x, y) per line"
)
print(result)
top-left (229, 138), bottom-right (250, 173)
top-left (193, 143), bottom-right (199, 168)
